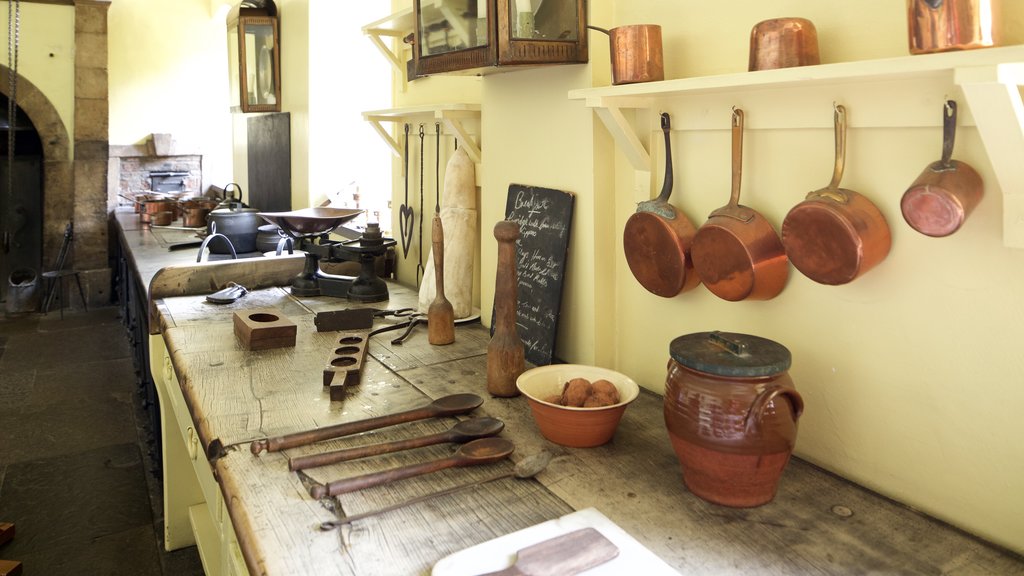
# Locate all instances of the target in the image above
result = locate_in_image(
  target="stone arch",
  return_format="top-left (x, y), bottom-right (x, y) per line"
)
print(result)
top-left (0, 65), bottom-right (73, 267)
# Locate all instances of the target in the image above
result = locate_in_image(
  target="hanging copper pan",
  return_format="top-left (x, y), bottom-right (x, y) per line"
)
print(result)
top-left (901, 100), bottom-right (984, 237)
top-left (623, 113), bottom-right (700, 298)
top-left (781, 104), bottom-right (891, 285)
top-left (691, 108), bottom-right (788, 301)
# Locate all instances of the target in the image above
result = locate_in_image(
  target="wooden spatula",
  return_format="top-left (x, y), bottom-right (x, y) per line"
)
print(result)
top-left (476, 527), bottom-right (619, 576)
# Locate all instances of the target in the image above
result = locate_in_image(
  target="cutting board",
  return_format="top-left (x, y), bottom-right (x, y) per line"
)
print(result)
top-left (432, 508), bottom-right (681, 576)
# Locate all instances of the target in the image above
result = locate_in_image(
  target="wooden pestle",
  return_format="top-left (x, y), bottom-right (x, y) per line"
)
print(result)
top-left (487, 220), bottom-right (525, 397)
top-left (427, 214), bottom-right (456, 345)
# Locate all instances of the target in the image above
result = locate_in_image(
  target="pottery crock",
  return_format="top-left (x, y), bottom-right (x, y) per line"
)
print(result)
top-left (663, 331), bottom-right (803, 507)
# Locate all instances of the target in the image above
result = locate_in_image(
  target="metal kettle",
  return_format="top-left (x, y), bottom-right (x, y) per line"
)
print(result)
top-left (907, 0), bottom-right (996, 54)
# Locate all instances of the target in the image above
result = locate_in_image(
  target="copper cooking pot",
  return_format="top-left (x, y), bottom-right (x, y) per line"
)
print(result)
top-left (623, 112), bottom-right (699, 297)
top-left (901, 100), bottom-right (984, 237)
top-left (781, 105), bottom-right (891, 285)
top-left (587, 24), bottom-right (664, 85)
top-left (691, 108), bottom-right (789, 301)
top-left (748, 17), bottom-right (820, 71)
top-left (907, 0), bottom-right (996, 54)
top-left (141, 198), bottom-right (176, 223)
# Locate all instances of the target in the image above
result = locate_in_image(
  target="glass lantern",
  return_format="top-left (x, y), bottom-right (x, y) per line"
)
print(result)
top-left (227, 1), bottom-right (281, 113)
top-left (412, 0), bottom-right (587, 77)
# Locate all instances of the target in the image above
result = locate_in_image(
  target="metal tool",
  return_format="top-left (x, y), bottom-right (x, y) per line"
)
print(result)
top-left (309, 437), bottom-right (515, 499)
top-left (250, 393), bottom-right (484, 455)
top-left (289, 417), bottom-right (505, 471)
top-left (399, 123), bottom-right (414, 259)
top-left (417, 123), bottom-right (426, 287)
top-left (317, 451), bottom-right (551, 529)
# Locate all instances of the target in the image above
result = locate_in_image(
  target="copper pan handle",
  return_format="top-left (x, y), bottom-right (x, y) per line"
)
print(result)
top-left (828, 104), bottom-right (847, 190)
top-left (939, 99), bottom-right (958, 169)
top-left (744, 384), bottom-right (804, 436)
top-left (730, 107), bottom-right (744, 208)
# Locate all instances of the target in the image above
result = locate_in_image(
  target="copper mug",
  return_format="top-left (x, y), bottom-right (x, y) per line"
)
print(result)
top-left (907, 0), bottom-right (996, 54)
top-left (587, 24), bottom-right (664, 85)
top-left (749, 18), bottom-right (820, 71)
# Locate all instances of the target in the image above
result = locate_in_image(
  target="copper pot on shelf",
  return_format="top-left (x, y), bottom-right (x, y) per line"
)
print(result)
top-left (907, 0), bottom-right (996, 54)
top-left (587, 24), bottom-right (664, 85)
top-left (749, 17), bottom-right (820, 71)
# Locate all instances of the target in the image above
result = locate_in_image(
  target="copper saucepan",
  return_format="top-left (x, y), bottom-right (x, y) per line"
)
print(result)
top-left (907, 0), bottom-right (996, 54)
top-left (587, 24), bottom-right (664, 85)
top-left (901, 100), bottom-right (984, 237)
top-left (748, 17), bottom-right (820, 71)
top-left (623, 112), bottom-right (699, 297)
top-left (691, 108), bottom-right (789, 301)
top-left (781, 104), bottom-right (891, 285)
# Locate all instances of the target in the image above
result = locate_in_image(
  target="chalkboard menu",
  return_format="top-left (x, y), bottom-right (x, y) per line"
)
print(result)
top-left (492, 184), bottom-right (575, 366)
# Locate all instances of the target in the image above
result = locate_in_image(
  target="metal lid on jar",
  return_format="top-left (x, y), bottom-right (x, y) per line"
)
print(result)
top-left (669, 331), bottom-right (791, 377)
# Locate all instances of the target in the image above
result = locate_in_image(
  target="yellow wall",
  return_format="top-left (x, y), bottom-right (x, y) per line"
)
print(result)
top-left (109, 0), bottom-right (234, 189)
top-left (1, 3), bottom-right (75, 156)
top-left (394, 0), bottom-right (1024, 556)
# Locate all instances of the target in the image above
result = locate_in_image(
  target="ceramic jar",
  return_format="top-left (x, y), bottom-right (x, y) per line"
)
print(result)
top-left (663, 331), bottom-right (803, 507)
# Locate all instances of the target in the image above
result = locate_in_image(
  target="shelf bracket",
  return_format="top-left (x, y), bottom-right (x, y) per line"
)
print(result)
top-left (590, 100), bottom-right (651, 172)
top-left (361, 8), bottom-right (414, 79)
top-left (443, 117), bottom-right (482, 164)
top-left (364, 117), bottom-right (403, 159)
top-left (955, 63), bottom-right (1024, 248)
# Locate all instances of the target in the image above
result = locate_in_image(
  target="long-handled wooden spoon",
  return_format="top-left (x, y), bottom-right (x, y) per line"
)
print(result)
top-left (288, 417), bottom-right (504, 471)
top-left (317, 451), bottom-right (551, 529)
top-left (428, 214), bottom-right (456, 345)
top-left (309, 437), bottom-right (514, 499)
top-left (250, 393), bottom-right (483, 455)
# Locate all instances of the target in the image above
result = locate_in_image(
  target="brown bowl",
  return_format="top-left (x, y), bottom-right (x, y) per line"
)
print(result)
top-left (516, 364), bottom-right (640, 448)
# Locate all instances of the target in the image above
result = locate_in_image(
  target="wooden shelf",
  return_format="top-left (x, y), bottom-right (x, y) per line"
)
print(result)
top-left (569, 44), bottom-right (1024, 248)
top-left (362, 103), bottom-right (482, 164)
top-left (361, 7), bottom-right (414, 78)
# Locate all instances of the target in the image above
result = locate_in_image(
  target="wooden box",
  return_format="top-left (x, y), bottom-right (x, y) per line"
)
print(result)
top-left (233, 308), bottom-right (297, 350)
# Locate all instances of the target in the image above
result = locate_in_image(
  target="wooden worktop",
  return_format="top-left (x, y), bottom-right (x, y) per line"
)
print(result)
top-left (115, 213), bottom-right (1024, 575)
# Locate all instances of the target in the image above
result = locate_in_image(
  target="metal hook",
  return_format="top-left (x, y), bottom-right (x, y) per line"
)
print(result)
top-left (732, 107), bottom-right (743, 126)
top-left (945, 99), bottom-right (956, 118)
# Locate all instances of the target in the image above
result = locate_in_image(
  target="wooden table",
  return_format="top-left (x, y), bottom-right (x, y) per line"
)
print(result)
top-left (116, 212), bottom-right (1024, 576)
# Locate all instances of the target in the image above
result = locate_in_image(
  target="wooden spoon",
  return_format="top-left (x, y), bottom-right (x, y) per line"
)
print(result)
top-left (309, 437), bottom-right (514, 499)
top-left (317, 451), bottom-right (552, 529)
top-left (428, 214), bottom-right (456, 345)
top-left (250, 393), bottom-right (484, 455)
top-left (288, 417), bottom-right (505, 471)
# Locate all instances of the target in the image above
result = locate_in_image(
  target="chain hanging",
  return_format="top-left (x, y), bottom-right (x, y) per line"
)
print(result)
top-left (7, 0), bottom-right (21, 221)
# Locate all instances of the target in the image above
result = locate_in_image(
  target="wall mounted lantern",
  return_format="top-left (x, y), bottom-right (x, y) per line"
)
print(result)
top-left (411, 0), bottom-right (587, 78)
top-left (228, 0), bottom-right (281, 113)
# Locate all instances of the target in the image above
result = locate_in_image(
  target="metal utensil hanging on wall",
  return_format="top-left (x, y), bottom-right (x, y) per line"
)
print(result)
top-left (398, 123), bottom-right (414, 259)
top-left (416, 123), bottom-right (426, 287)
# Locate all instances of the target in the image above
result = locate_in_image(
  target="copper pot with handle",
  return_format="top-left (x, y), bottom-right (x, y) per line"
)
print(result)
top-left (623, 112), bottom-right (699, 297)
top-left (781, 104), bottom-right (891, 286)
top-left (901, 100), bottom-right (984, 237)
top-left (587, 24), bottom-right (664, 85)
top-left (907, 0), bottom-right (996, 54)
top-left (691, 108), bottom-right (789, 301)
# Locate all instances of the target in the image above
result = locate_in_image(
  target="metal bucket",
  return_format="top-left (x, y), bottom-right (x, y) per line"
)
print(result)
top-left (6, 268), bottom-right (39, 315)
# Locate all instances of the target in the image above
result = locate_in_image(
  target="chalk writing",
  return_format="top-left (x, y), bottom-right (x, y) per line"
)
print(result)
top-left (492, 184), bottom-right (574, 366)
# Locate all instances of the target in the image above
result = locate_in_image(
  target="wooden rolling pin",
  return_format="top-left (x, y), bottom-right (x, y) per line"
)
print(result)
top-left (487, 220), bottom-right (525, 397)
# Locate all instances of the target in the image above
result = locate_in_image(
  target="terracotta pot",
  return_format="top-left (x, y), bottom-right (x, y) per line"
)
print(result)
top-left (748, 17), bottom-right (820, 71)
top-left (663, 331), bottom-right (803, 508)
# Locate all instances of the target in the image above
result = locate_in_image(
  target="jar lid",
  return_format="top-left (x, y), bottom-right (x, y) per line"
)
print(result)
top-left (669, 331), bottom-right (791, 377)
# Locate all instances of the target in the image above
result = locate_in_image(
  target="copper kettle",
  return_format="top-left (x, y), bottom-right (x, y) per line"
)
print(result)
top-left (907, 0), bottom-right (997, 54)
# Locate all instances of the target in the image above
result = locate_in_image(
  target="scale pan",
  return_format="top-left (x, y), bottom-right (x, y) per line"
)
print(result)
top-left (258, 207), bottom-right (363, 236)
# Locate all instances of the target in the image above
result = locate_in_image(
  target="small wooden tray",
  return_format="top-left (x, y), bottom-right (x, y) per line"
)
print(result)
top-left (233, 308), bottom-right (297, 350)
top-left (323, 331), bottom-right (369, 401)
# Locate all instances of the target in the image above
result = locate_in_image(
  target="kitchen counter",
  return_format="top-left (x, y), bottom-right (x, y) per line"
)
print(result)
top-left (113, 213), bottom-right (1024, 575)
